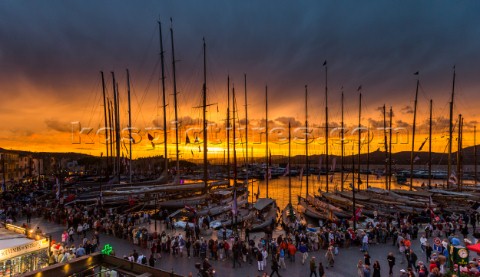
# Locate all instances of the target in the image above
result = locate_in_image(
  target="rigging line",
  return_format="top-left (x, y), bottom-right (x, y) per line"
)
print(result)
top-left (132, 58), bottom-right (160, 127)
top-left (133, 25), bottom-right (157, 81)
top-left (83, 77), bottom-right (102, 129)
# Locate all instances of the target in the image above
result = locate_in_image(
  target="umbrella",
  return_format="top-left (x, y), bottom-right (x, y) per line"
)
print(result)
top-left (467, 243), bottom-right (480, 253)
top-left (451, 238), bottom-right (460, 246)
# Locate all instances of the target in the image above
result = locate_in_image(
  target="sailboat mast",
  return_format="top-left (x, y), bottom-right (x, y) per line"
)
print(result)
top-left (324, 61), bottom-right (329, 193)
top-left (127, 69), bottom-right (132, 183)
top-left (288, 122), bottom-right (292, 204)
top-left (448, 66), bottom-right (456, 189)
top-left (457, 114), bottom-right (462, 190)
top-left (305, 85), bottom-right (309, 196)
top-left (475, 125), bottom-right (477, 184)
top-left (340, 88), bottom-right (344, 191)
top-left (108, 100), bottom-right (114, 176)
top-left (100, 71), bottom-right (109, 177)
top-left (244, 74), bottom-right (249, 199)
top-left (389, 106), bottom-right (393, 189)
top-left (265, 86), bottom-right (269, 198)
top-left (227, 76), bottom-right (231, 184)
top-left (357, 91), bottom-right (362, 191)
top-left (410, 76), bottom-right (420, 190)
top-left (383, 105), bottom-right (388, 190)
top-left (233, 86), bottom-right (238, 189)
top-left (428, 99), bottom-right (433, 188)
top-left (158, 20), bottom-right (168, 177)
top-left (202, 38), bottom-right (208, 193)
top-left (111, 72), bottom-right (121, 181)
top-left (170, 19), bottom-right (180, 178)
top-left (366, 123), bottom-right (370, 188)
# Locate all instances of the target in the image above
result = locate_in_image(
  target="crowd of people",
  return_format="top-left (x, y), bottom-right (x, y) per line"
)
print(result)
top-left (3, 182), bottom-right (480, 276)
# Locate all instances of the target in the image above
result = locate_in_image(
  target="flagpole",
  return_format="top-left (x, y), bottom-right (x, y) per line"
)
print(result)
top-left (389, 107), bottom-right (393, 190)
top-left (341, 87), bottom-right (345, 191)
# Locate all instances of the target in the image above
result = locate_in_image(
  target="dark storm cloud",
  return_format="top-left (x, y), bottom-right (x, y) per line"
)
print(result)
top-left (1, 1), bottom-right (480, 113)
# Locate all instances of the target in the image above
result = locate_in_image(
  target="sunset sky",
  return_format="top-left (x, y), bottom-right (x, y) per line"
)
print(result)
top-left (0, 1), bottom-right (479, 160)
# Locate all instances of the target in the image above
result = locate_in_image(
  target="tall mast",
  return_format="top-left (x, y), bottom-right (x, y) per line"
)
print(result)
top-left (111, 72), bottom-right (121, 181)
top-left (324, 61), bottom-right (329, 193)
top-left (428, 99), bottom-right (433, 188)
top-left (233, 86), bottom-right (237, 188)
top-left (227, 76), bottom-right (231, 184)
top-left (341, 88), bottom-right (345, 191)
top-left (288, 122), bottom-right (292, 204)
top-left (100, 71), bottom-right (109, 178)
top-left (108, 100), bottom-right (114, 176)
top-left (448, 66), bottom-right (456, 189)
top-left (170, 19), bottom-right (180, 178)
top-left (357, 90), bottom-right (362, 191)
top-left (305, 85), bottom-right (309, 196)
top-left (475, 125), bottom-right (477, 184)
top-left (409, 73), bottom-right (420, 190)
top-left (244, 74), bottom-right (249, 200)
top-left (366, 122), bottom-right (370, 188)
top-left (457, 114), bottom-right (462, 190)
top-left (265, 86), bottom-right (269, 198)
top-left (202, 38), bottom-right (208, 193)
top-left (127, 69), bottom-right (132, 183)
top-left (388, 106), bottom-right (393, 190)
top-left (383, 105), bottom-right (388, 190)
top-left (158, 20), bottom-right (168, 177)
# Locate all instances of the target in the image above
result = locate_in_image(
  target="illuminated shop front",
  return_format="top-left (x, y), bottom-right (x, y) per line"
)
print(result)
top-left (0, 224), bottom-right (49, 276)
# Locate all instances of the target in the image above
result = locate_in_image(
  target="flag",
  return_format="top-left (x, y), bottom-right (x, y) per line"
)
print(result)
top-left (185, 134), bottom-right (191, 144)
top-left (448, 171), bottom-right (457, 185)
top-left (414, 71), bottom-right (419, 75)
top-left (413, 156), bottom-right (420, 163)
top-left (147, 133), bottom-right (154, 141)
top-left (418, 137), bottom-right (428, 151)
top-left (232, 189), bottom-right (238, 216)
top-left (323, 60), bottom-right (327, 66)
top-left (283, 163), bottom-right (290, 177)
top-left (357, 85), bottom-right (362, 91)
top-left (352, 207), bottom-right (362, 221)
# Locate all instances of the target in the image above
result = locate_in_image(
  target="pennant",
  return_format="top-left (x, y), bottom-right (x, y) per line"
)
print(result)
top-left (418, 137), bottom-right (428, 151)
top-left (186, 134), bottom-right (191, 144)
top-left (448, 171), bottom-right (457, 185)
top-left (323, 60), bottom-right (327, 66)
top-left (357, 85), bottom-right (362, 91)
top-left (413, 156), bottom-right (420, 163)
top-left (414, 71), bottom-right (419, 75)
top-left (147, 133), bottom-right (154, 141)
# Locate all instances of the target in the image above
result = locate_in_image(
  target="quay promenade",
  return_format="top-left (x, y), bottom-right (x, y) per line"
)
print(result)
top-left (22, 216), bottom-right (471, 277)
